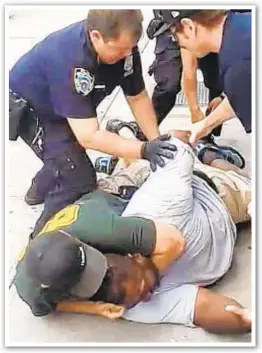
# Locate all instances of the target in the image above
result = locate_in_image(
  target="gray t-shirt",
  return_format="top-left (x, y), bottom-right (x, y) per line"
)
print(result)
top-left (122, 137), bottom-right (236, 327)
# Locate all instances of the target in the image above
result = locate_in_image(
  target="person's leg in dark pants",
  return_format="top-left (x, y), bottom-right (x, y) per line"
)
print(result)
top-left (18, 111), bottom-right (56, 205)
top-left (32, 146), bottom-right (97, 236)
top-left (25, 164), bottom-right (56, 205)
top-left (198, 53), bottom-right (223, 102)
top-left (151, 50), bottom-right (182, 125)
top-left (198, 53), bottom-right (223, 138)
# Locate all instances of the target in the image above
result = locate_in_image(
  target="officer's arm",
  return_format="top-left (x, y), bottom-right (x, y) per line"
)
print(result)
top-left (56, 224), bottom-right (186, 316)
top-left (111, 216), bottom-right (185, 272)
top-left (189, 97), bottom-right (235, 144)
top-left (67, 117), bottom-right (143, 160)
top-left (151, 221), bottom-right (185, 271)
top-left (125, 89), bottom-right (160, 140)
top-left (181, 49), bottom-right (204, 123)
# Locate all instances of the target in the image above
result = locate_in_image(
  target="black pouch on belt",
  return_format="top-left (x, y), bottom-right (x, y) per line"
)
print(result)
top-left (9, 90), bottom-right (30, 140)
top-left (9, 90), bottom-right (44, 158)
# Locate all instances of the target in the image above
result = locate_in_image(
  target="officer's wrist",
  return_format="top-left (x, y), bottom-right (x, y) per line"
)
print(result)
top-left (189, 105), bottom-right (201, 113)
top-left (140, 142), bottom-right (148, 159)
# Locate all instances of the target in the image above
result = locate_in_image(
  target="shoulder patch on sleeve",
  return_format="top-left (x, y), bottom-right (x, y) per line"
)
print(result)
top-left (73, 68), bottom-right (94, 96)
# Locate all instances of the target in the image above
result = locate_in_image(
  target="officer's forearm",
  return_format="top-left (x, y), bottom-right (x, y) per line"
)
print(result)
top-left (180, 48), bottom-right (199, 112)
top-left (126, 89), bottom-right (160, 140)
top-left (84, 130), bottom-right (143, 160)
top-left (202, 97), bottom-right (235, 131)
top-left (183, 74), bottom-right (199, 112)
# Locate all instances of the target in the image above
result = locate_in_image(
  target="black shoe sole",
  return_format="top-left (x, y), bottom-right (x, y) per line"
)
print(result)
top-left (24, 195), bottom-right (44, 206)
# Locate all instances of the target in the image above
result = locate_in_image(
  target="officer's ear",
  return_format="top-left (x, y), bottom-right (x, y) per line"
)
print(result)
top-left (180, 18), bottom-right (196, 38)
top-left (89, 30), bottom-right (105, 45)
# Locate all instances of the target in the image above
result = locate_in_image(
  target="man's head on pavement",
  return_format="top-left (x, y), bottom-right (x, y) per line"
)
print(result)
top-left (87, 10), bottom-right (143, 64)
top-left (24, 231), bottom-right (159, 308)
top-left (157, 10), bottom-right (228, 57)
top-left (90, 253), bottom-right (160, 309)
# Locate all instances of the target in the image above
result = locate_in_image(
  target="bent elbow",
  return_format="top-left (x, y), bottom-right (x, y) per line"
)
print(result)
top-left (76, 134), bottom-right (95, 150)
top-left (163, 234), bottom-right (185, 264)
top-left (171, 235), bottom-right (186, 259)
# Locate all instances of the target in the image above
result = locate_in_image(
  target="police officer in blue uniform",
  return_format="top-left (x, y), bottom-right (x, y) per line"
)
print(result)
top-left (146, 9), bottom-right (223, 126)
top-left (157, 9), bottom-right (252, 143)
top-left (147, 10), bottom-right (182, 124)
top-left (9, 10), bottom-right (176, 236)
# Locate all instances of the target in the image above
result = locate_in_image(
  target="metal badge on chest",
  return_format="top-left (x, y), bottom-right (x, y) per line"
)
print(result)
top-left (124, 55), bottom-right (134, 77)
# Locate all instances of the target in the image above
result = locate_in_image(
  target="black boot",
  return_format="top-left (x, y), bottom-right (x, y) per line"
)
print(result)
top-left (106, 119), bottom-right (147, 141)
top-left (24, 179), bottom-right (45, 205)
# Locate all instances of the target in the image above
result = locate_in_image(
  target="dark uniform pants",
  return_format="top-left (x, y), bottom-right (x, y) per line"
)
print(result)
top-left (198, 53), bottom-right (223, 101)
top-left (198, 53), bottom-right (223, 136)
top-left (149, 49), bottom-right (182, 125)
top-left (9, 91), bottom-right (97, 237)
top-left (32, 145), bottom-right (97, 236)
top-left (150, 49), bottom-right (223, 136)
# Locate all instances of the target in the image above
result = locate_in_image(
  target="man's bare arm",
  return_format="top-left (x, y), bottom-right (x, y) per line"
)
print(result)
top-left (194, 287), bottom-right (251, 334)
top-left (56, 300), bottom-right (124, 319)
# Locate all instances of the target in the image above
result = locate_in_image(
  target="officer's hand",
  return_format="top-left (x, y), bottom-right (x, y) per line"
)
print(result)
top-left (141, 134), bottom-right (177, 172)
top-left (190, 108), bottom-right (205, 123)
top-left (168, 129), bottom-right (190, 144)
top-left (225, 305), bottom-right (252, 329)
top-left (189, 120), bottom-right (213, 145)
top-left (206, 96), bottom-right (223, 116)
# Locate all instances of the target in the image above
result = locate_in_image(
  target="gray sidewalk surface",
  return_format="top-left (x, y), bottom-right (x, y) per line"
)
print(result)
top-left (7, 6), bottom-right (252, 345)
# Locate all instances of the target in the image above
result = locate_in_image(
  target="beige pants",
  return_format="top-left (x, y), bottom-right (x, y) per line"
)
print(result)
top-left (98, 158), bottom-right (251, 224)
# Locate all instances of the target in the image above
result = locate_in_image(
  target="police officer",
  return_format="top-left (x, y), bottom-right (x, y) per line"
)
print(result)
top-left (9, 10), bottom-right (176, 236)
top-left (157, 9), bottom-right (251, 143)
top-left (147, 10), bottom-right (182, 124)
top-left (146, 10), bottom-right (223, 126)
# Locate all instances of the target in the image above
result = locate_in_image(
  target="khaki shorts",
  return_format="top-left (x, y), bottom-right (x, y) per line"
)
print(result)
top-left (98, 157), bottom-right (251, 224)
top-left (194, 158), bottom-right (251, 224)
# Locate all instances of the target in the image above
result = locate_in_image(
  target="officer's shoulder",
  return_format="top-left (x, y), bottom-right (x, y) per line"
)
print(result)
top-left (38, 20), bottom-right (87, 57)
top-left (43, 20), bottom-right (85, 43)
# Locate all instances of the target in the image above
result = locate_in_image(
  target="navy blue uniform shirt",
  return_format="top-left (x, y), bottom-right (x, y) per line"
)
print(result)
top-left (9, 20), bottom-right (145, 154)
top-left (219, 11), bottom-right (251, 132)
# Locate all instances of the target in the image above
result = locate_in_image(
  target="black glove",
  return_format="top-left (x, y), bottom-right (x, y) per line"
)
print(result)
top-left (141, 134), bottom-right (177, 172)
top-left (146, 17), bottom-right (165, 40)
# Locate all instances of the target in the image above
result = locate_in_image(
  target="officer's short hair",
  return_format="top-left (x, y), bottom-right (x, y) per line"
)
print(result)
top-left (175, 10), bottom-right (228, 32)
top-left (87, 10), bottom-right (143, 42)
